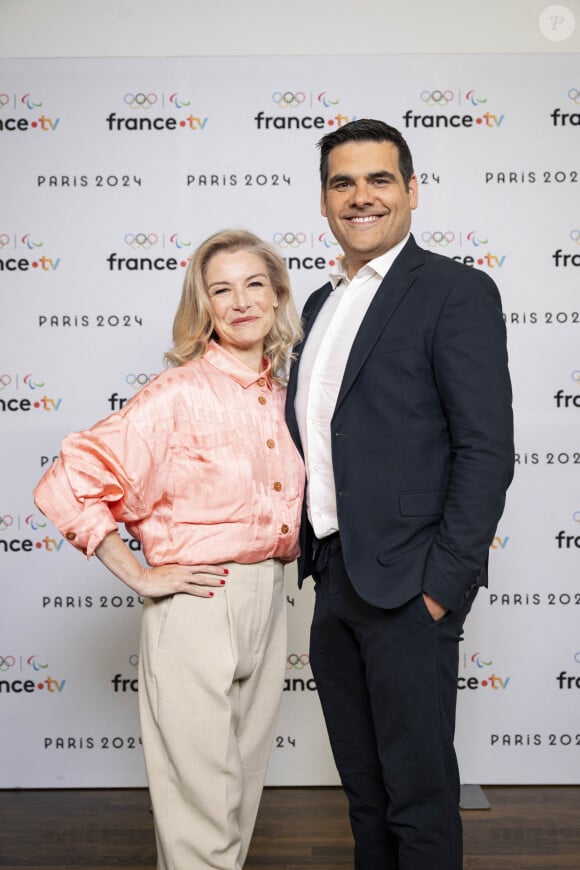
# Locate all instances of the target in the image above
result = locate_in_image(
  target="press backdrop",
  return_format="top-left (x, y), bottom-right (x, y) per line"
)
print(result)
top-left (1, 53), bottom-right (579, 787)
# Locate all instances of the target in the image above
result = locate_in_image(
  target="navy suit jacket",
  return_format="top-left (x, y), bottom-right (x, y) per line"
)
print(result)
top-left (285, 235), bottom-right (514, 613)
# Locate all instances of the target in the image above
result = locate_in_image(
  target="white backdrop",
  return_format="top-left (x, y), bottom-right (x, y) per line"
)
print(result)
top-left (1, 53), bottom-right (579, 787)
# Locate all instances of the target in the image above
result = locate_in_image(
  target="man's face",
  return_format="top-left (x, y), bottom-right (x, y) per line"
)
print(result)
top-left (321, 140), bottom-right (418, 277)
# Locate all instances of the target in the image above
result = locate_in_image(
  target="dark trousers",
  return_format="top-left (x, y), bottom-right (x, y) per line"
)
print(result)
top-left (309, 535), bottom-right (476, 870)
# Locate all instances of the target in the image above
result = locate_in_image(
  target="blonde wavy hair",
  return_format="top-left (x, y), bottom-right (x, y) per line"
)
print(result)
top-left (165, 228), bottom-right (302, 385)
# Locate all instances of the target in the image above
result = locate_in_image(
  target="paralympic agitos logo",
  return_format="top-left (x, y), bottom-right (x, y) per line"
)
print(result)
top-left (403, 88), bottom-right (505, 130)
top-left (105, 91), bottom-right (208, 132)
top-left (0, 91), bottom-right (60, 133)
top-left (254, 89), bottom-right (357, 131)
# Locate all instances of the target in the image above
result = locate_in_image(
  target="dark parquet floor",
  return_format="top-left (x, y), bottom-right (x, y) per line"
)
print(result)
top-left (1, 786), bottom-right (579, 869)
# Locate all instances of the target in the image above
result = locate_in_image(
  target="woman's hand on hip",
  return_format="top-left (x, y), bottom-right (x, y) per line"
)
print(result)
top-left (137, 563), bottom-right (228, 599)
top-left (95, 531), bottom-right (227, 598)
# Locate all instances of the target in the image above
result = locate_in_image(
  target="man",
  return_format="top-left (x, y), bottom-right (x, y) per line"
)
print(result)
top-left (285, 119), bottom-right (514, 870)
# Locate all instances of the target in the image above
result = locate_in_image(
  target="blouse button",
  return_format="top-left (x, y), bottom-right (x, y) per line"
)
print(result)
top-left (258, 396), bottom-right (267, 405)
top-left (257, 377), bottom-right (266, 387)
top-left (266, 439), bottom-right (275, 449)
top-left (65, 531), bottom-right (76, 541)
top-left (280, 524), bottom-right (289, 534)
top-left (273, 481), bottom-right (282, 491)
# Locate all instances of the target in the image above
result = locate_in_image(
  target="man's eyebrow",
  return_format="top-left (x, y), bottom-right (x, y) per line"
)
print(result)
top-left (367, 170), bottom-right (396, 181)
top-left (327, 170), bottom-right (397, 185)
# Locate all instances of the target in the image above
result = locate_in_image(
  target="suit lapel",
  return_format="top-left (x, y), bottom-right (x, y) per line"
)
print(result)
top-left (286, 280), bottom-right (334, 448)
top-left (335, 238), bottom-right (424, 411)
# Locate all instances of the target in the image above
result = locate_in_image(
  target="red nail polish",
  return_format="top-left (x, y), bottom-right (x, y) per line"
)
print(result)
top-left (220, 579), bottom-right (226, 585)
top-left (223, 568), bottom-right (229, 575)
top-left (209, 592), bottom-right (214, 597)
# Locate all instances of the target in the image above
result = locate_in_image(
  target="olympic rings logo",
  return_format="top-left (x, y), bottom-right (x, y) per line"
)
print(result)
top-left (124, 233), bottom-right (158, 249)
top-left (571, 370), bottom-right (580, 385)
top-left (421, 231), bottom-right (455, 247)
top-left (0, 93), bottom-right (9, 108)
top-left (568, 88), bottom-right (580, 104)
top-left (569, 229), bottom-right (580, 245)
top-left (273, 232), bottom-right (307, 248)
top-left (124, 92), bottom-right (158, 110)
top-left (128, 654), bottom-right (139, 668)
top-left (126, 373), bottom-right (157, 389)
top-left (272, 91), bottom-right (306, 108)
top-left (573, 511), bottom-right (580, 524)
top-left (0, 656), bottom-right (15, 671)
top-left (0, 514), bottom-right (14, 531)
top-left (420, 89), bottom-right (454, 107)
top-left (575, 652), bottom-right (580, 664)
top-left (0, 374), bottom-right (12, 390)
top-left (0, 234), bottom-right (10, 249)
top-left (286, 653), bottom-right (310, 670)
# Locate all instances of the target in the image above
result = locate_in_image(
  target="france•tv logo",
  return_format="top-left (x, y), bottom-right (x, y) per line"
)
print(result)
top-left (0, 92), bottom-right (60, 133)
top-left (106, 231), bottom-right (193, 272)
top-left (458, 651), bottom-right (511, 690)
top-left (0, 373), bottom-right (63, 415)
top-left (552, 230), bottom-right (580, 268)
top-left (553, 370), bottom-right (580, 409)
top-left (0, 512), bottom-right (65, 554)
top-left (403, 87), bottom-right (504, 130)
top-left (272, 231), bottom-right (337, 272)
top-left (420, 229), bottom-right (506, 270)
top-left (105, 90), bottom-right (208, 132)
top-left (0, 654), bottom-right (66, 695)
top-left (0, 233), bottom-right (61, 274)
top-left (555, 510), bottom-right (580, 549)
top-left (556, 652), bottom-right (580, 690)
top-left (255, 89), bottom-right (357, 131)
top-left (108, 371), bottom-right (158, 411)
top-left (550, 87), bottom-right (580, 126)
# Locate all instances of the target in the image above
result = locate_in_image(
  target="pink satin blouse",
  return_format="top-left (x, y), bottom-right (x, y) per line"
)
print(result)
top-left (34, 341), bottom-right (305, 566)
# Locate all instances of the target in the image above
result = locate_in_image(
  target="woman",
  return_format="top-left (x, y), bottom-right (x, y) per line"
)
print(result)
top-left (34, 229), bottom-right (305, 870)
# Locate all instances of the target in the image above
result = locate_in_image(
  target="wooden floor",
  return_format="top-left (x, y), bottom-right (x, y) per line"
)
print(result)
top-left (1, 786), bottom-right (579, 869)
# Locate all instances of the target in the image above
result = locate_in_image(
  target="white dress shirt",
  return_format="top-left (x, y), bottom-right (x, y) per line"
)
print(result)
top-left (295, 235), bottom-right (409, 539)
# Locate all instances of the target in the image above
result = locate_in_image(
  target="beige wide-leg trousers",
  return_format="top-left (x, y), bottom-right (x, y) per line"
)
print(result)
top-left (138, 559), bottom-right (286, 870)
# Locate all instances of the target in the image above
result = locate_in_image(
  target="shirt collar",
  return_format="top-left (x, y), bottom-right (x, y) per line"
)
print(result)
top-left (329, 233), bottom-right (410, 289)
top-left (202, 339), bottom-right (272, 389)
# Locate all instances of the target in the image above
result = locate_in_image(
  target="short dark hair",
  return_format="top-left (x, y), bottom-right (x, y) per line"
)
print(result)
top-left (318, 119), bottom-right (415, 190)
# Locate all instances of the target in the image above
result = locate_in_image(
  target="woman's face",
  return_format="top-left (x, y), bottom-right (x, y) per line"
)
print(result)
top-left (205, 249), bottom-right (278, 368)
